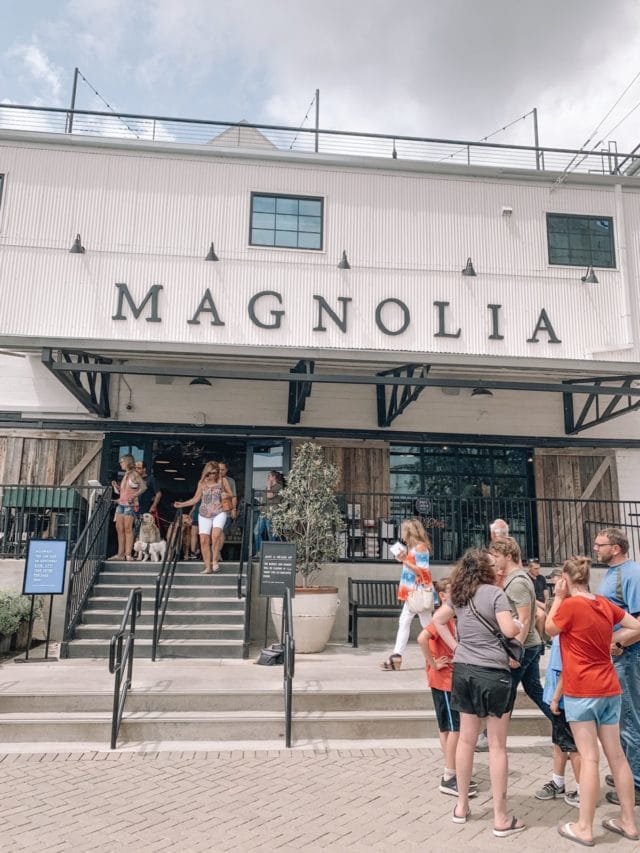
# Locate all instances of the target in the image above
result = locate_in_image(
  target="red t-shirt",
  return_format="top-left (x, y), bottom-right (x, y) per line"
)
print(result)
top-left (426, 621), bottom-right (455, 691)
top-left (553, 595), bottom-right (626, 698)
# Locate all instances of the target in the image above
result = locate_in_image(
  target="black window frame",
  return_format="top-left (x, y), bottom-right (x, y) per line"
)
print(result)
top-left (249, 191), bottom-right (324, 251)
top-left (546, 212), bottom-right (615, 269)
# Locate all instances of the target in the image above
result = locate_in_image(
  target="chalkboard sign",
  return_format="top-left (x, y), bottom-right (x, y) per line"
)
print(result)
top-left (22, 539), bottom-right (68, 596)
top-left (259, 542), bottom-right (297, 598)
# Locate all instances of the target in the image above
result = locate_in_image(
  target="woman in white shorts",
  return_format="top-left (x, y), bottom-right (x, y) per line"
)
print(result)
top-left (174, 461), bottom-right (234, 574)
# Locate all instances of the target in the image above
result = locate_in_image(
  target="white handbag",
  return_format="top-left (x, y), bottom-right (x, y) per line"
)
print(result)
top-left (407, 584), bottom-right (434, 614)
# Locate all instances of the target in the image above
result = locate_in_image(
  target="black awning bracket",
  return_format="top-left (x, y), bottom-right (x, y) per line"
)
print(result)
top-left (41, 348), bottom-right (112, 418)
top-left (376, 363), bottom-right (430, 428)
top-left (563, 374), bottom-right (640, 434)
top-left (287, 359), bottom-right (315, 424)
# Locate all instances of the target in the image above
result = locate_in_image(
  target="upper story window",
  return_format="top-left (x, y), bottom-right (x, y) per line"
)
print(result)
top-left (250, 193), bottom-right (323, 250)
top-left (547, 213), bottom-right (615, 268)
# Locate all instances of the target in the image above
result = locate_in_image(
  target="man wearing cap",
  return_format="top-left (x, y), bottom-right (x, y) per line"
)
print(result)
top-left (594, 527), bottom-right (640, 805)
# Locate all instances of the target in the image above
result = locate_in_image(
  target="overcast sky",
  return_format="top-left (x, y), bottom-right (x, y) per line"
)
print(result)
top-left (2, 0), bottom-right (640, 153)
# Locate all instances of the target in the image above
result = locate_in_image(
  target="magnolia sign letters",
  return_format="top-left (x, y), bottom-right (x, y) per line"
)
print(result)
top-left (111, 282), bottom-right (562, 344)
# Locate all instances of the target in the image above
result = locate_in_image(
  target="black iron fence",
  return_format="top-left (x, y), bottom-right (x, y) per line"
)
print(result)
top-left (336, 492), bottom-right (640, 565)
top-left (0, 484), bottom-right (106, 559)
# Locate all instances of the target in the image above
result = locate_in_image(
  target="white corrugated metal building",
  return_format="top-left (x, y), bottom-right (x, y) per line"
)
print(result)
top-left (1, 109), bottom-right (639, 563)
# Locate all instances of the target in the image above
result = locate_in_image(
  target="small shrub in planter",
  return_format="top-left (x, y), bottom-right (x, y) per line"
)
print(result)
top-left (0, 590), bottom-right (43, 645)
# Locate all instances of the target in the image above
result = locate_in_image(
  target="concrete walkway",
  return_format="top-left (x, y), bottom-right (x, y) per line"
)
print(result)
top-left (2, 644), bottom-right (636, 851)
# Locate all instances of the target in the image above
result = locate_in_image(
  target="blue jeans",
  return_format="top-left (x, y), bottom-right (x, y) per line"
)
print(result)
top-left (511, 644), bottom-right (553, 721)
top-left (614, 644), bottom-right (640, 789)
top-left (253, 515), bottom-right (273, 556)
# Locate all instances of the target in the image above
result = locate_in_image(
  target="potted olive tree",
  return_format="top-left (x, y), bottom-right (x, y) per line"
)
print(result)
top-left (264, 442), bottom-right (344, 652)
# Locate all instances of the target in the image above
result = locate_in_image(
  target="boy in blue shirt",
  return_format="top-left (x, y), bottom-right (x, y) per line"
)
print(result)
top-left (534, 633), bottom-right (581, 804)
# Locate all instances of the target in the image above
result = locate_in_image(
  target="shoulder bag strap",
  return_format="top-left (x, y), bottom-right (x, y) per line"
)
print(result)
top-left (468, 597), bottom-right (501, 638)
top-left (468, 596), bottom-right (521, 662)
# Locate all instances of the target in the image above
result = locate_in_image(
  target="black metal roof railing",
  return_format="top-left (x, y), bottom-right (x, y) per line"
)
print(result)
top-left (1, 102), bottom-right (639, 177)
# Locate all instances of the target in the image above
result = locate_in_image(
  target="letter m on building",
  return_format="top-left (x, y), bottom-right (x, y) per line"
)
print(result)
top-left (112, 283), bottom-right (163, 323)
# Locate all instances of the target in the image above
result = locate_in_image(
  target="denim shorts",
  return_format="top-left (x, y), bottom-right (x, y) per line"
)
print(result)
top-left (115, 504), bottom-right (137, 518)
top-left (564, 695), bottom-right (622, 725)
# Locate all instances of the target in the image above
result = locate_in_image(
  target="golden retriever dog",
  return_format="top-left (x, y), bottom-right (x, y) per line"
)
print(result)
top-left (133, 513), bottom-right (163, 561)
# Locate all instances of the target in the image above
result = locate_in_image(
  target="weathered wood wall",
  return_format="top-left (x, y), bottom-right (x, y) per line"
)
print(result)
top-left (533, 449), bottom-right (620, 563)
top-left (0, 430), bottom-right (104, 486)
top-left (292, 440), bottom-right (391, 518)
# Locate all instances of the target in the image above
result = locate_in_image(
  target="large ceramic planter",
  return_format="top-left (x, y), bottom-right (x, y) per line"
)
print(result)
top-left (270, 586), bottom-right (339, 653)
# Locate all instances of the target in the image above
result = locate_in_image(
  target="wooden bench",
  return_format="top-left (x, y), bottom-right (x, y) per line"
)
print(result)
top-left (347, 578), bottom-right (401, 647)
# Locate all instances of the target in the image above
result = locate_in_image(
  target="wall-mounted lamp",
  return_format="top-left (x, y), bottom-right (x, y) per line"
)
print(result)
top-left (189, 377), bottom-right (212, 386)
top-left (337, 250), bottom-right (351, 269)
top-left (69, 233), bottom-right (85, 253)
top-left (501, 206), bottom-right (513, 216)
top-left (461, 257), bottom-right (476, 276)
top-left (205, 242), bottom-right (219, 261)
top-left (471, 387), bottom-right (493, 397)
top-left (581, 266), bottom-right (598, 284)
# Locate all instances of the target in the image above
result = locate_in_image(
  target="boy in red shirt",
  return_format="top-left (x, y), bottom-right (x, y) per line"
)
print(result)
top-left (419, 578), bottom-right (477, 798)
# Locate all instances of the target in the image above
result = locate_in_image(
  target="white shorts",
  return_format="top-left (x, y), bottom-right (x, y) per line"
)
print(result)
top-left (198, 512), bottom-right (227, 535)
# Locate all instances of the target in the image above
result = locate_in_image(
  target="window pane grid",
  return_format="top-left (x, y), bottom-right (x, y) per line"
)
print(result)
top-left (250, 193), bottom-right (323, 250)
top-left (547, 214), bottom-right (615, 268)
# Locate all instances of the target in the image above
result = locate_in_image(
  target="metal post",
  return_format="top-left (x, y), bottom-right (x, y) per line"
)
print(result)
top-left (314, 89), bottom-right (320, 153)
top-left (533, 107), bottom-right (541, 170)
top-left (66, 67), bottom-right (79, 134)
top-left (24, 596), bottom-right (35, 661)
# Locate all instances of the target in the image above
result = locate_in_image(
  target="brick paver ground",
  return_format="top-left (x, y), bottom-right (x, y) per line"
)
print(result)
top-left (1, 745), bottom-right (636, 852)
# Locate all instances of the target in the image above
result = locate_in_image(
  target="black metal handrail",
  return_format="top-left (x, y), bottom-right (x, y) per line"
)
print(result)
top-left (151, 508), bottom-right (183, 661)
top-left (60, 487), bottom-right (112, 657)
top-left (108, 586), bottom-right (142, 750)
top-left (335, 492), bottom-right (640, 565)
top-left (282, 587), bottom-right (295, 749)
top-left (237, 500), bottom-right (255, 658)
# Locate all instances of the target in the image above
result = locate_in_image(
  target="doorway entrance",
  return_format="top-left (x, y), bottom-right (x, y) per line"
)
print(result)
top-left (101, 434), bottom-right (290, 559)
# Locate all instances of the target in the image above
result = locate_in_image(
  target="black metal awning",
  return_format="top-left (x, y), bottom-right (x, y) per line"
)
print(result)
top-left (41, 347), bottom-right (640, 434)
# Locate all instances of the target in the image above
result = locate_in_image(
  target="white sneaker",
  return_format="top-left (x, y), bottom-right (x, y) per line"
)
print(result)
top-left (475, 732), bottom-right (489, 752)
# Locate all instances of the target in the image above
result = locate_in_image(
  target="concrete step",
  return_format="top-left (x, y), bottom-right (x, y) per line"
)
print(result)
top-left (100, 561), bottom-right (239, 574)
top-left (0, 707), bottom-right (547, 744)
top-left (84, 596), bottom-right (244, 611)
top-left (0, 687), bottom-right (538, 715)
top-left (91, 583), bottom-right (239, 598)
top-left (81, 609), bottom-right (244, 625)
top-left (64, 638), bottom-right (245, 659)
top-left (98, 571), bottom-right (241, 586)
top-left (74, 624), bottom-right (245, 641)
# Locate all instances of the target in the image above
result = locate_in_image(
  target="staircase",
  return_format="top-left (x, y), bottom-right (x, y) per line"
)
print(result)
top-left (65, 559), bottom-right (246, 659)
top-left (0, 685), bottom-right (548, 745)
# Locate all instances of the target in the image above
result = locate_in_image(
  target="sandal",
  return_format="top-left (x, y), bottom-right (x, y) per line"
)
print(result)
top-left (107, 554), bottom-right (125, 561)
top-left (602, 818), bottom-right (640, 842)
top-left (380, 654), bottom-right (402, 671)
top-left (557, 822), bottom-right (594, 847)
top-left (452, 806), bottom-right (470, 824)
top-left (493, 816), bottom-right (525, 838)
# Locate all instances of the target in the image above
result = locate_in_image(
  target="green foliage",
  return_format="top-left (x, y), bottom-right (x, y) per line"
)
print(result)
top-left (0, 590), bottom-right (42, 637)
top-left (264, 442), bottom-right (344, 586)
